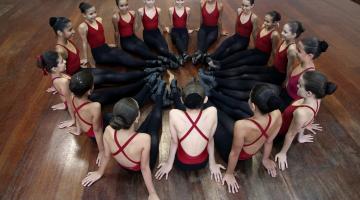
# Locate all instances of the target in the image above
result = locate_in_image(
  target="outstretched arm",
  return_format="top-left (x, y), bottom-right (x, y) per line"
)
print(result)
top-left (155, 110), bottom-right (178, 180)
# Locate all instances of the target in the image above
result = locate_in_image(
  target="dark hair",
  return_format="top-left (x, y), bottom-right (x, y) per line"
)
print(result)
top-left (79, 2), bottom-right (93, 13)
top-left (49, 17), bottom-right (71, 33)
top-left (181, 80), bottom-right (205, 109)
top-left (245, 0), bottom-right (255, 5)
top-left (250, 84), bottom-right (281, 114)
top-left (266, 10), bottom-right (281, 23)
top-left (301, 37), bottom-right (328, 59)
top-left (69, 70), bottom-right (94, 97)
top-left (302, 71), bottom-right (337, 99)
top-left (286, 21), bottom-right (305, 38)
top-left (110, 98), bottom-right (139, 130)
top-left (37, 51), bottom-right (60, 73)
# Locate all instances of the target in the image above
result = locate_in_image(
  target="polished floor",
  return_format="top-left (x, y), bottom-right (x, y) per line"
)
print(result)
top-left (0, 0), bottom-right (360, 199)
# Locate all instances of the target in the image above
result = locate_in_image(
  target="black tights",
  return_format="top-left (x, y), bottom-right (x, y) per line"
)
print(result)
top-left (210, 89), bottom-right (252, 115)
top-left (218, 49), bottom-right (269, 70)
top-left (218, 88), bottom-right (250, 101)
top-left (210, 33), bottom-right (249, 60)
top-left (213, 65), bottom-right (285, 85)
top-left (170, 27), bottom-right (189, 55)
top-left (197, 25), bottom-right (218, 53)
top-left (120, 35), bottom-right (159, 60)
top-left (90, 80), bottom-right (145, 105)
top-left (143, 29), bottom-right (178, 62)
top-left (91, 44), bottom-right (145, 67)
top-left (137, 93), bottom-right (163, 169)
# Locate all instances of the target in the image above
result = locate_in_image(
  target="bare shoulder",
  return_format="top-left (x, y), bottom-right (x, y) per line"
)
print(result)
top-left (137, 7), bottom-right (144, 14)
top-left (186, 7), bottom-right (191, 12)
top-left (293, 107), bottom-right (312, 123)
top-left (234, 119), bottom-right (252, 136)
top-left (169, 108), bottom-right (184, 118)
top-left (272, 31), bottom-right (280, 38)
top-left (203, 106), bottom-right (217, 115)
top-left (251, 13), bottom-right (258, 21)
top-left (112, 12), bottom-right (119, 20)
top-left (169, 7), bottom-right (174, 12)
top-left (288, 44), bottom-right (297, 53)
top-left (237, 8), bottom-right (242, 14)
top-left (103, 125), bottom-right (114, 140)
top-left (156, 7), bottom-right (161, 13)
top-left (129, 10), bottom-right (135, 15)
top-left (270, 110), bottom-right (282, 126)
top-left (96, 17), bottom-right (102, 22)
top-left (90, 102), bottom-right (101, 112)
top-left (78, 22), bottom-right (87, 30)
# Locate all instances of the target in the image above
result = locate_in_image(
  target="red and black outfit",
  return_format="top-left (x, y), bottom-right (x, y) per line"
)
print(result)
top-left (85, 20), bottom-right (148, 68)
top-left (210, 11), bottom-right (253, 60)
top-left (197, 1), bottom-right (220, 53)
top-left (170, 7), bottom-right (189, 55)
top-left (141, 7), bottom-right (178, 62)
top-left (56, 40), bottom-right (81, 75)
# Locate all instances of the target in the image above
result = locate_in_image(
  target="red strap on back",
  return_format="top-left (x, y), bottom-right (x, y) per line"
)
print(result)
top-left (72, 97), bottom-right (92, 126)
top-left (244, 114), bottom-right (272, 147)
top-left (112, 130), bottom-right (140, 164)
top-left (179, 110), bottom-right (208, 143)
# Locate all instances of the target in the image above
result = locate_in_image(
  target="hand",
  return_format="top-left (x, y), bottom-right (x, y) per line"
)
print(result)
top-left (51, 102), bottom-right (66, 111)
top-left (164, 27), bottom-right (170, 33)
top-left (66, 126), bottom-right (81, 136)
top-left (80, 58), bottom-right (88, 65)
top-left (155, 162), bottom-right (172, 180)
top-left (305, 122), bottom-right (323, 135)
top-left (82, 171), bottom-right (102, 187)
top-left (195, 27), bottom-right (200, 32)
top-left (46, 86), bottom-right (58, 94)
top-left (188, 29), bottom-right (194, 34)
top-left (222, 173), bottom-right (239, 193)
top-left (297, 133), bottom-right (314, 143)
top-left (58, 120), bottom-right (75, 129)
top-left (209, 163), bottom-right (225, 183)
top-left (96, 151), bottom-right (103, 167)
top-left (148, 193), bottom-right (160, 200)
top-left (108, 43), bottom-right (116, 47)
top-left (262, 159), bottom-right (277, 177)
top-left (221, 31), bottom-right (229, 36)
top-left (275, 152), bottom-right (288, 171)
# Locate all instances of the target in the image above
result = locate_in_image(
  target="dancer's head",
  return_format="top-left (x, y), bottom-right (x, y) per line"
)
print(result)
top-left (37, 51), bottom-right (66, 74)
top-left (144, 0), bottom-right (155, 7)
top-left (249, 84), bottom-right (281, 114)
top-left (281, 21), bottom-right (304, 40)
top-left (297, 37), bottom-right (328, 62)
top-left (79, 2), bottom-right (97, 21)
top-left (69, 70), bottom-right (94, 98)
top-left (182, 80), bottom-right (207, 109)
top-left (263, 11), bottom-right (281, 29)
top-left (110, 98), bottom-right (140, 130)
top-left (175, 0), bottom-right (185, 7)
top-left (116, 0), bottom-right (129, 13)
top-left (241, 0), bottom-right (255, 13)
top-left (297, 71), bottom-right (337, 99)
top-left (49, 17), bottom-right (75, 39)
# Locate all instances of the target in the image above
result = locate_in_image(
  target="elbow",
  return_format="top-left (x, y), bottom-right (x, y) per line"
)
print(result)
top-left (141, 164), bottom-right (150, 173)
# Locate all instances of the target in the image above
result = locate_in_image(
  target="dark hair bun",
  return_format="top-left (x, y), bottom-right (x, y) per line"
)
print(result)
top-left (266, 95), bottom-right (281, 112)
top-left (49, 17), bottom-right (58, 27)
top-left (325, 82), bottom-right (337, 95)
top-left (319, 40), bottom-right (329, 53)
top-left (110, 115), bottom-right (131, 130)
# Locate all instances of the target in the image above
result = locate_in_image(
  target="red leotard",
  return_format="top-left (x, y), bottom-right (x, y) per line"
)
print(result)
top-left (255, 28), bottom-right (274, 54)
top-left (142, 7), bottom-right (159, 30)
top-left (173, 7), bottom-right (187, 28)
top-left (279, 100), bottom-right (319, 136)
top-left (176, 110), bottom-right (209, 165)
top-left (56, 41), bottom-right (81, 75)
top-left (286, 67), bottom-right (315, 100)
top-left (201, 1), bottom-right (219, 27)
top-left (273, 41), bottom-right (294, 74)
top-left (118, 12), bottom-right (135, 37)
top-left (72, 97), bottom-right (95, 138)
top-left (85, 20), bottom-right (106, 49)
top-left (112, 130), bottom-right (141, 171)
top-left (236, 12), bottom-right (253, 37)
top-left (239, 115), bottom-right (272, 160)
top-left (52, 77), bottom-right (68, 109)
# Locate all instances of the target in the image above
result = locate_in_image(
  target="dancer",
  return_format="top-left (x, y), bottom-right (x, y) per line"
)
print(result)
top-left (275, 71), bottom-right (337, 171)
top-left (217, 84), bottom-right (282, 193)
top-left (155, 81), bottom-right (224, 183)
top-left (192, 0), bottom-right (227, 64)
top-left (81, 82), bottom-right (166, 200)
top-left (208, 10), bottom-right (281, 70)
top-left (138, 0), bottom-right (180, 68)
top-left (206, 0), bottom-right (258, 62)
top-left (77, 2), bottom-right (159, 68)
top-left (167, 0), bottom-right (192, 65)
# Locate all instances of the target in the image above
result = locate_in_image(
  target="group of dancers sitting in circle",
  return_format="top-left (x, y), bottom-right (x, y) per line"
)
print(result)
top-left (36, 0), bottom-right (337, 199)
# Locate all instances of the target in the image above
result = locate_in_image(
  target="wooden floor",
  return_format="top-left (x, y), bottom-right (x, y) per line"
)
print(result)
top-left (1, 0), bottom-right (360, 199)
